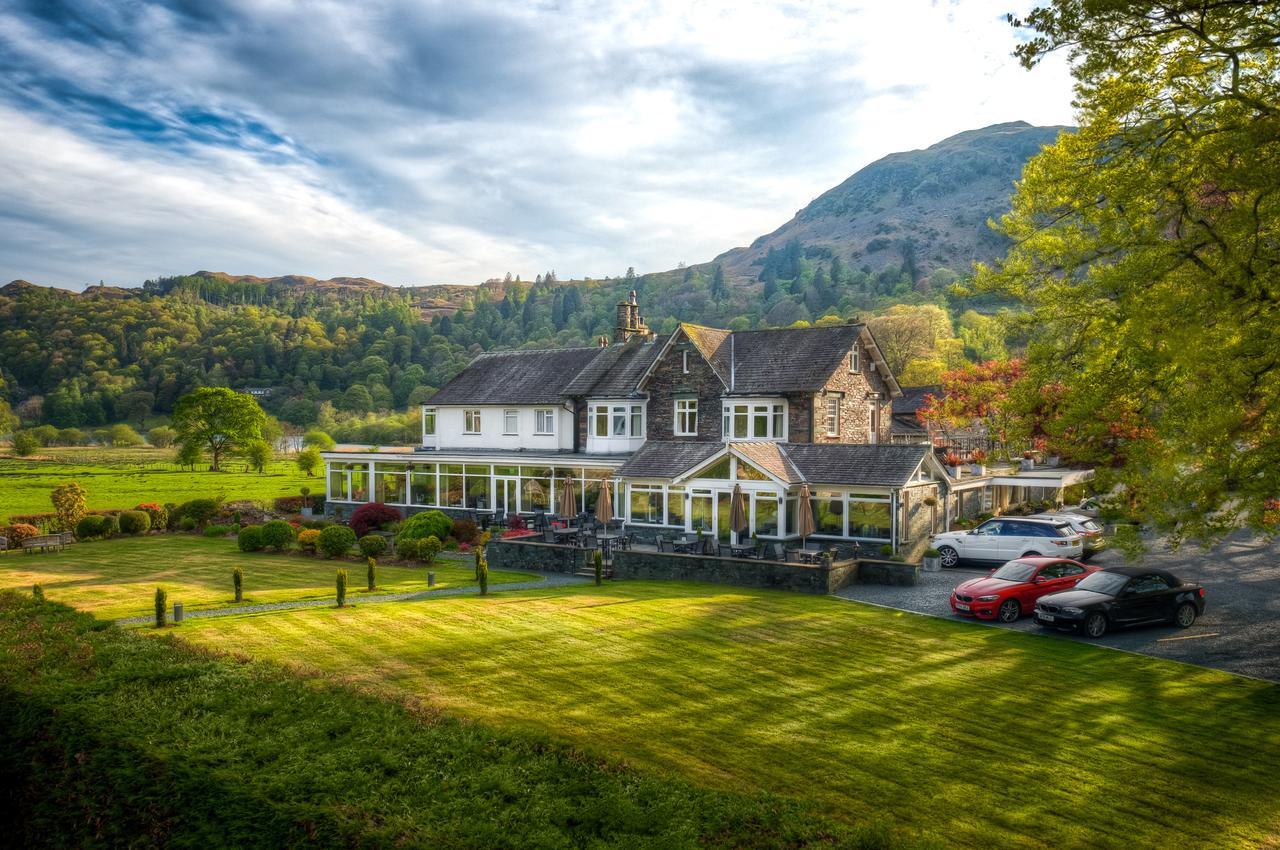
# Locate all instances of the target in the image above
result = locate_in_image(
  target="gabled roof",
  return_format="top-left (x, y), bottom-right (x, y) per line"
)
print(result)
top-left (429, 347), bottom-right (602, 405)
top-left (730, 441), bottom-right (803, 484)
top-left (615, 441), bottom-right (723, 479)
top-left (562, 335), bottom-right (668, 398)
top-left (682, 324), bottom-right (733, 385)
top-left (774, 443), bottom-right (933, 487)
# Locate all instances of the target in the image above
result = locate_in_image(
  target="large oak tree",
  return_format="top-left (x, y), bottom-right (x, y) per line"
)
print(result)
top-left (172, 388), bottom-right (267, 472)
top-left (978, 0), bottom-right (1280, 541)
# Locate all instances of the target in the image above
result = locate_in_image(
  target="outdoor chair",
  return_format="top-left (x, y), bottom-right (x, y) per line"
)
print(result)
top-left (783, 546), bottom-right (800, 563)
top-left (543, 529), bottom-right (558, 544)
top-left (656, 537), bottom-right (668, 553)
top-left (717, 543), bottom-right (732, 558)
top-left (619, 533), bottom-right (634, 551)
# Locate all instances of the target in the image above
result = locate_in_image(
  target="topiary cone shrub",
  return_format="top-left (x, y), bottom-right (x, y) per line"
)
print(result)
top-left (233, 567), bottom-right (244, 603)
top-left (335, 569), bottom-right (348, 607)
top-left (154, 587), bottom-right (167, 628)
top-left (594, 550), bottom-right (603, 586)
top-left (477, 549), bottom-right (489, 596)
top-left (32, 583), bottom-right (44, 602)
top-left (366, 557), bottom-right (376, 592)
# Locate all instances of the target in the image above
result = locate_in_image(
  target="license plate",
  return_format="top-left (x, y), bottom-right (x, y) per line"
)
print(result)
top-left (956, 603), bottom-right (970, 611)
top-left (1039, 613), bottom-right (1055, 622)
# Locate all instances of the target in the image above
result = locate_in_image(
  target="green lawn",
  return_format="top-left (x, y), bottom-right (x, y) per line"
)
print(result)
top-left (0, 536), bottom-right (532, 620)
top-left (0, 446), bottom-right (315, 521)
top-left (181, 582), bottom-right (1280, 850)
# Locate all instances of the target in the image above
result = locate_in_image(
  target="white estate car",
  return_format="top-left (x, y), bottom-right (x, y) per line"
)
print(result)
top-left (931, 517), bottom-right (1083, 568)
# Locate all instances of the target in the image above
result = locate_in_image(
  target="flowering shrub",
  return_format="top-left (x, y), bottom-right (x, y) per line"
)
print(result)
top-left (349, 502), bottom-right (401, 537)
top-left (2, 523), bottom-right (39, 544)
top-left (135, 503), bottom-right (169, 531)
top-left (7, 513), bottom-right (57, 532)
top-left (297, 528), bottom-right (321, 553)
top-left (500, 528), bottom-right (536, 539)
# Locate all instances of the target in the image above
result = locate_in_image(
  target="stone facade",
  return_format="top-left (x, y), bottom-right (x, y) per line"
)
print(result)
top-left (898, 483), bottom-right (940, 561)
top-left (645, 336), bottom-right (726, 442)
top-left (856, 558), bottom-right (920, 586)
top-left (809, 340), bottom-right (894, 445)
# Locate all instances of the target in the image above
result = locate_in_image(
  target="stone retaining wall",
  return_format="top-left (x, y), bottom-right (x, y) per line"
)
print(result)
top-left (856, 558), bottom-right (920, 586)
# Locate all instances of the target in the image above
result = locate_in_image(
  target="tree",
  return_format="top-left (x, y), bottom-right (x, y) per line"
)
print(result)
top-left (120, 390), bottom-right (155, 431)
top-left (147, 425), bottom-right (177, 448)
top-left (297, 446), bottom-right (323, 477)
top-left (979, 0), bottom-right (1280, 540)
top-left (303, 429), bottom-right (336, 451)
top-left (243, 439), bottom-right (272, 473)
top-left (175, 440), bottom-right (203, 470)
top-left (12, 430), bottom-right (38, 456)
top-left (867, 305), bottom-right (962, 376)
top-left (171, 388), bottom-right (267, 472)
top-left (50, 481), bottom-right (87, 532)
top-left (710, 265), bottom-right (728, 301)
top-left (0, 399), bottom-right (17, 436)
top-left (109, 423), bottom-right (143, 447)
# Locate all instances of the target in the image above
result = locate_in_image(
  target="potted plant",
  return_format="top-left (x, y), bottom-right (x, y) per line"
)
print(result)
top-left (300, 486), bottom-right (313, 518)
top-left (944, 451), bottom-right (964, 478)
top-left (1020, 450), bottom-right (1036, 472)
top-left (922, 547), bottom-right (941, 572)
top-left (968, 449), bottom-right (987, 476)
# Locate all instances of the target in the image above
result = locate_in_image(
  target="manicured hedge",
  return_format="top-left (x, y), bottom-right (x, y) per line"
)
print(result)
top-left (74, 515), bottom-right (108, 541)
top-left (358, 535), bottom-right (387, 558)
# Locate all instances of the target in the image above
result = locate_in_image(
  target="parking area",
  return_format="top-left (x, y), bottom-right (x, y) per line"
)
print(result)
top-left (835, 531), bottom-right (1280, 681)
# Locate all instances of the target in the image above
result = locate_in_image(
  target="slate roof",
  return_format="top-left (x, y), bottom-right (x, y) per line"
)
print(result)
top-left (725, 324), bottom-right (866, 393)
top-left (782, 443), bottom-right (930, 487)
top-left (562, 335), bottom-right (667, 398)
top-left (730, 441), bottom-right (802, 484)
top-left (681, 324), bottom-right (733, 386)
top-left (615, 441), bottom-right (723, 479)
top-left (430, 347), bottom-right (603, 405)
top-left (892, 385), bottom-right (939, 435)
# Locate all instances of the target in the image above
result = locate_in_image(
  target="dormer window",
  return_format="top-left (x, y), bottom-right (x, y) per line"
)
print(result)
top-left (590, 403), bottom-right (644, 438)
top-left (849, 346), bottom-right (860, 372)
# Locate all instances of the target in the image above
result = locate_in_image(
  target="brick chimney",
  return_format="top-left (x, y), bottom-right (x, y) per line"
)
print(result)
top-left (613, 290), bottom-right (654, 343)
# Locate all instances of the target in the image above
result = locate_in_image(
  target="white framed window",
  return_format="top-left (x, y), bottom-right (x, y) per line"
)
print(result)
top-left (825, 397), bottom-right (840, 437)
top-left (464, 409), bottom-right (482, 434)
top-left (503, 409), bottom-right (519, 435)
top-left (589, 403), bottom-right (644, 438)
top-left (682, 350), bottom-right (690, 374)
top-left (675, 399), bottom-right (698, 435)
top-left (534, 408), bottom-right (555, 435)
top-left (849, 346), bottom-right (859, 372)
top-left (422, 407), bottom-right (436, 436)
top-left (611, 406), bottom-right (628, 436)
top-left (721, 401), bottom-right (787, 440)
top-left (868, 402), bottom-right (879, 444)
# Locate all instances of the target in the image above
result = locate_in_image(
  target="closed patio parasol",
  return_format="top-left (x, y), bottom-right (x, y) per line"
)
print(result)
top-left (729, 483), bottom-right (749, 540)
top-left (595, 477), bottom-right (614, 522)
top-left (558, 477), bottom-right (579, 517)
top-left (796, 484), bottom-right (816, 546)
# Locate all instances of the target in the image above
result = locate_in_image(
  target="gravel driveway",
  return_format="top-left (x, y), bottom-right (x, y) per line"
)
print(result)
top-left (835, 531), bottom-right (1280, 682)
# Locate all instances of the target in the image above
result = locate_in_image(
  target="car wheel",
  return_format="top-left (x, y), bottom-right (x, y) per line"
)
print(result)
top-left (1022, 551), bottom-right (1041, 557)
top-left (998, 599), bottom-right (1021, 623)
top-left (1174, 602), bottom-right (1197, 628)
top-left (937, 546), bottom-right (959, 568)
top-left (1083, 612), bottom-right (1108, 638)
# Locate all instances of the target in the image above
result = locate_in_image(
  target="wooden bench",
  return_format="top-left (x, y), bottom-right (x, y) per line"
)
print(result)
top-left (22, 534), bottom-right (66, 553)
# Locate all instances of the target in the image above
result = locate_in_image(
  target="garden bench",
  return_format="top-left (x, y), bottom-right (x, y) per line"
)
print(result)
top-left (0, 536), bottom-right (7, 552)
top-left (22, 534), bottom-right (66, 554)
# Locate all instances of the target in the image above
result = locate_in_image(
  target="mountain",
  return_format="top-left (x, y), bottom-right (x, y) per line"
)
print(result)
top-left (713, 121), bottom-right (1071, 285)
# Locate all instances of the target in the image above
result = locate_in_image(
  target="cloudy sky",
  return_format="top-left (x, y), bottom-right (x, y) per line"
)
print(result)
top-left (0, 0), bottom-right (1074, 289)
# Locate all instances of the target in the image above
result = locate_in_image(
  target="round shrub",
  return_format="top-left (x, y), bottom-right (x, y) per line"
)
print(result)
top-left (75, 515), bottom-right (107, 541)
top-left (318, 525), bottom-right (356, 558)
top-left (349, 502), bottom-right (401, 537)
top-left (358, 535), bottom-right (387, 558)
top-left (237, 525), bottom-right (265, 552)
top-left (297, 528), bottom-right (321, 553)
top-left (394, 510), bottom-right (452, 548)
top-left (178, 517), bottom-right (197, 531)
top-left (135, 503), bottom-right (168, 531)
top-left (3, 523), bottom-right (39, 545)
top-left (451, 518), bottom-right (478, 544)
top-left (418, 535), bottom-right (442, 566)
top-left (176, 498), bottom-right (219, 529)
top-left (260, 520), bottom-right (296, 551)
top-left (100, 514), bottom-right (120, 538)
top-left (118, 510), bottom-right (152, 536)
top-left (394, 537), bottom-right (419, 561)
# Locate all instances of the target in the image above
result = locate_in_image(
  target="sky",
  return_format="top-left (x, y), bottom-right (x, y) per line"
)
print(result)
top-left (0, 0), bottom-right (1075, 289)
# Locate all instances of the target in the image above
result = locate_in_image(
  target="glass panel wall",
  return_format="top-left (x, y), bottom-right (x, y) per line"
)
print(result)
top-left (815, 491), bottom-right (844, 536)
top-left (754, 494), bottom-right (779, 536)
top-left (328, 466), bottom-right (348, 501)
top-left (411, 467), bottom-right (436, 505)
top-left (668, 487), bottom-right (686, 527)
top-left (628, 486), bottom-right (664, 524)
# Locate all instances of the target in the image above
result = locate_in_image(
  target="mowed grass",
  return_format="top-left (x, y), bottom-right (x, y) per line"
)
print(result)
top-left (0, 446), bottom-right (314, 520)
top-left (0, 536), bottom-right (532, 620)
top-left (183, 582), bottom-right (1280, 849)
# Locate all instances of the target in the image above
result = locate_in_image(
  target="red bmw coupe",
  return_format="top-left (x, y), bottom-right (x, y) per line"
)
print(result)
top-left (950, 557), bottom-right (1099, 623)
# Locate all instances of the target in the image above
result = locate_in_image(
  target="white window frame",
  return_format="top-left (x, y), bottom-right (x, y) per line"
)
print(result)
top-left (422, 407), bottom-right (436, 436)
top-left (589, 402), bottom-right (645, 438)
top-left (868, 402), bottom-right (879, 444)
top-left (682, 350), bottom-right (690, 374)
top-left (720, 400), bottom-right (787, 441)
top-left (463, 409), bottom-right (482, 435)
top-left (534, 408), bottom-right (555, 435)
top-left (825, 397), bottom-right (840, 437)
top-left (675, 399), bottom-right (698, 436)
top-left (849, 346), bottom-right (859, 372)
top-left (503, 409), bottom-right (519, 435)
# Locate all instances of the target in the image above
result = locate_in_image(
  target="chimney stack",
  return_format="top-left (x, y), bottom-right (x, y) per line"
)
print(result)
top-left (613, 290), bottom-right (654, 343)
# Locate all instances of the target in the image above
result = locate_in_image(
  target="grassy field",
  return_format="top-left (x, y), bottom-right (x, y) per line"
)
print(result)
top-left (0, 593), bottom-right (879, 849)
top-left (0, 446), bottom-right (314, 521)
top-left (179, 582), bottom-right (1280, 850)
top-left (0, 536), bottom-right (531, 620)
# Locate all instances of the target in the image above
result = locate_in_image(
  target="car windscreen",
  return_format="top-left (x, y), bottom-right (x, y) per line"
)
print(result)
top-left (991, 561), bottom-right (1037, 582)
top-left (1076, 571), bottom-right (1130, 595)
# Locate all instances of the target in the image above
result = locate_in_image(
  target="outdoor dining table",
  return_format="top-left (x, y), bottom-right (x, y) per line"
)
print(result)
top-left (795, 548), bottom-right (826, 565)
top-left (596, 532), bottom-right (622, 557)
top-left (673, 536), bottom-right (701, 554)
top-left (729, 544), bottom-right (760, 559)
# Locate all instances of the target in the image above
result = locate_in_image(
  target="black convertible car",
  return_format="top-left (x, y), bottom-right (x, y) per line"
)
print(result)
top-left (1034, 566), bottom-right (1206, 638)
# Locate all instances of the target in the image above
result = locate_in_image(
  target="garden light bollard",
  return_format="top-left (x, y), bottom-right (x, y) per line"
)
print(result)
top-left (173, 601), bottom-right (184, 623)
top-left (428, 571), bottom-right (435, 587)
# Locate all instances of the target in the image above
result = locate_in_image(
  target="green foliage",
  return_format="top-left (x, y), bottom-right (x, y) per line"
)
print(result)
top-left (366, 556), bottom-right (377, 591)
top-left (117, 510), bottom-right (151, 536)
top-left (172, 388), bottom-right (267, 472)
top-left (318, 525), bottom-right (356, 558)
top-left (173, 498), bottom-right (219, 529)
top-left (983, 0), bottom-right (1280, 542)
top-left (203, 524), bottom-right (234, 538)
top-left (134, 503), bottom-right (168, 531)
top-left (594, 550), bottom-right (603, 586)
top-left (476, 548), bottom-right (488, 596)
top-left (335, 568), bottom-right (348, 607)
top-left (154, 587), bottom-right (167, 628)
top-left (358, 534), bottom-right (387, 559)
top-left (302, 429), bottom-right (336, 450)
top-left (175, 440), bottom-right (203, 469)
top-left (74, 515), bottom-right (107, 541)
top-left (242, 439), bottom-right (272, 473)
top-left (31, 583), bottom-right (44, 602)
top-left (296, 446), bottom-right (322, 477)
top-left (395, 510), bottom-right (452, 547)
top-left (12, 431), bottom-right (39, 456)
top-left (49, 481), bottom-right (87, 532)
top-left (146, 425), bottom-right (177, 448)
top-left (108, 423), bottom-right (143, 447)
top-left (236, 525), bottom-right (265, 552)
top-left (233, 566), bottom-right (243, 602)
top-left (418, 535), bottom-right (441, 567)
top-left (259, 520), bottom-right (296, 551)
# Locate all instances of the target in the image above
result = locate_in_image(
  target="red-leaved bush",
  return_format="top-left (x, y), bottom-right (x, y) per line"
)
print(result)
top-left (349, 502), bottom-right (401, 537)
top-left (2, 523), bottom-right (39, 544)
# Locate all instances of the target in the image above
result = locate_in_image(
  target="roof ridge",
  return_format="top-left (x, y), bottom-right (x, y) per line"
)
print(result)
top-left (731, 323), bottom-right (863, 334)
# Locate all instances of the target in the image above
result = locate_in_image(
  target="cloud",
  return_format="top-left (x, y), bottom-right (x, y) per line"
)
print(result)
top-left (0, 0), bottom-right (1074, 288)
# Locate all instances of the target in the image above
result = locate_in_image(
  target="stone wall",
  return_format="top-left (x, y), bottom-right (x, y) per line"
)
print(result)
top-left (487, 538), bottom-right (591, 574)
top-left (856, 558), bottom-right (920, 586)
top-left (645, 335), bottom-right (726, 442)
top-left (811, 339), bottom-right (893, 445)
top-left (612, 549), bottom-right (857, 594)
top-left (899, 483), bottom-right (940, 561)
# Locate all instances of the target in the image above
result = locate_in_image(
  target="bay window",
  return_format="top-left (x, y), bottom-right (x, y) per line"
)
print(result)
top-left (590, 403), bottom-right (644, 438)
top-left (721, 401), bottom-right (787, 440)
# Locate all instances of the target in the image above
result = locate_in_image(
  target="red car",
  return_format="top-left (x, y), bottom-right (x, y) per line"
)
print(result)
top-left (950, 557), bottom-right (1099, 623)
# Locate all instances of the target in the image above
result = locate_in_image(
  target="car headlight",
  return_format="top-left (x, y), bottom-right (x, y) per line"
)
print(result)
top-left (977, 595), bottom-right (1000, 602)
top-left (1060, 607), bottom-right (1084, 615)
